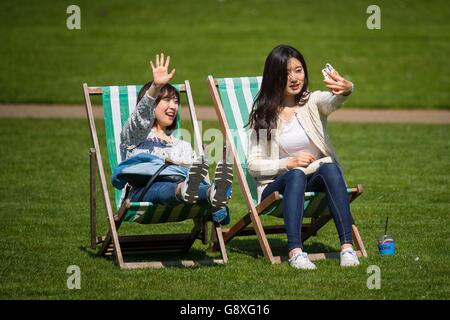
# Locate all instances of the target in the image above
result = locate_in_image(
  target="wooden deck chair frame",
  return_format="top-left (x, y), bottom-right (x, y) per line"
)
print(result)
top-left (207, 75), bottom-right (367, 264)
top-left (83, 81), bottom-right (228, 269)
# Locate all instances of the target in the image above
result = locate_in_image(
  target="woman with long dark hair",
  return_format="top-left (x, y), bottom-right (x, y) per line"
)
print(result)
top-left (247, 45), bottom-right (359, 269)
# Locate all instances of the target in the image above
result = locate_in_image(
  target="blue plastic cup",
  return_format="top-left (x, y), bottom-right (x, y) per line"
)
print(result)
top-left (378, 235), bottom-right (395, 255)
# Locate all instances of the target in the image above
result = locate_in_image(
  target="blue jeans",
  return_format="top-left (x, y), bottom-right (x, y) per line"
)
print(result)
top-left (261, 163), bottom-right (353, 252)
top-left (128, 180), bottom-right (230, 224)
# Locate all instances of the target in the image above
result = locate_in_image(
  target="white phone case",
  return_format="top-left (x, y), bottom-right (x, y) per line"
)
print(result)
top-left (322, 68), bottom-right (330, 80)
top-left (325, 63), bottom-right (335, 73)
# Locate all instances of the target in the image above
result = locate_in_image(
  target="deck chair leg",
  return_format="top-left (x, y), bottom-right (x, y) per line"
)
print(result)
top-left (351, 224), bottom-right (368, 257)
top-left (214, 223), bottom-right (228, 263)
top-left (184, 217), bottom-right (205, 252)
top-left (201, 220), bottom-right (208, 245)
top-left (220, 212), bottom-right (252, 247)
top-left (310, 217), bottom-right (318, 237)
top-left (215, 191), bottom-right (281, 248)
top-left (210, 223), bottom-right (229, 263)
top-left (210, 222), bottom-right (228, 263)
top-left (190, 215), bottom-right (208, 245)
top-left (212, 193), bottom-right (281, 264)
top-left (99, 200), bottom-right (130, 256)
top-left (90, 148), bottom-right (97, 250)
top-left (84, 83), bottom-right (126, 268)
top-left (248, 209), bottom-right (276, 264)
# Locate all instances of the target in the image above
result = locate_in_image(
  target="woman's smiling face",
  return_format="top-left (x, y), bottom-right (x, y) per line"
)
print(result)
top-left (284, 57), bottom-right (305, 97)
top-left (154, 92), bottom-right (179, 128)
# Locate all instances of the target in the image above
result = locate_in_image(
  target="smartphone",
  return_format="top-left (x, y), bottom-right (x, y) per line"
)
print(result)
top-left (323, 63), bottom-right (336, 81)
top-left (321, 68), bottom-right (330, 80)
top-left (325, 63), bottom-right (335, 73)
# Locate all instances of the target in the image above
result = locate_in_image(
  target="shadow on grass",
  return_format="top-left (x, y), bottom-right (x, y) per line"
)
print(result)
top-left (79, 245), bottom-right (225, 270)
top-left (226, 237), bottom-right (339, 260)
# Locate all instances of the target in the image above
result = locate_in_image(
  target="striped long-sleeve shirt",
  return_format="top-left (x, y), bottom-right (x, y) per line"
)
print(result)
top-left (120, 92), bottom-right (197, 165)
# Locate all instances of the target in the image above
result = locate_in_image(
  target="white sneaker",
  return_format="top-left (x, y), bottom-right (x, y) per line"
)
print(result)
top-left (180, 156), bottom-right (209, 204)
top-left (209, 160), bottom-right (233, 209)
top-left (340, 248), bottom-right (360, 267)
top-left (289, 251), bottom-right (317, 270)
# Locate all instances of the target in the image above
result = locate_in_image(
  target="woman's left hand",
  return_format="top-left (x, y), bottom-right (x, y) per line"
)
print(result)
top-left (323, 70), bottom-right (353, 96)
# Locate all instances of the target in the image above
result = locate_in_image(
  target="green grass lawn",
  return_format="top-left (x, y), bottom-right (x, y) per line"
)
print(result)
top-left (0, 0), bottom-right (449, 108)
top-left (0, 118), bottom-right (449, 299)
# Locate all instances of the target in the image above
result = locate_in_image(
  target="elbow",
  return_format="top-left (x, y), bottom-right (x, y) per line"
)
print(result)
top-left (247, 161), bottom-right (257, 177)
top-left (247, 160), bottom-right (278, 177)
top-left (247, 159), bottom-right (266, 177)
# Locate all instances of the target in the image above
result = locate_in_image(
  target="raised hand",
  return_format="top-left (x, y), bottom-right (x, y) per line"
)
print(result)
top-left (150, 53), bottom-right (176, 87)
top-left (323, 69), bottom-right (353, 96)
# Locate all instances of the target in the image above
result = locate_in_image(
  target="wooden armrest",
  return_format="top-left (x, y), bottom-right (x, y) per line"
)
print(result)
top-left (255, 191), bottom-right (280, 214)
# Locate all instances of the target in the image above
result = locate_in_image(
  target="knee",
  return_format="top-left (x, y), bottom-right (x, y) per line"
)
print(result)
top-left (318, 163), bottom-right (343, 184)
top-left (318, 162), bottom-right (340, 175)
top-left (285, 169), bottom-right (306, 186)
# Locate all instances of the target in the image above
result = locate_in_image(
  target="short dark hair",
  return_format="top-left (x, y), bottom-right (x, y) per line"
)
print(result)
top-left (137, 81), bottom-right (180, 133)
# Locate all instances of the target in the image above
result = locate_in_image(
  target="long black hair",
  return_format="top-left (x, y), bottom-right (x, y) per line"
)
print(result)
top-left (248, 44), bottom-right (310, 141)
top-left (137, 81), bottom-right (180, 133)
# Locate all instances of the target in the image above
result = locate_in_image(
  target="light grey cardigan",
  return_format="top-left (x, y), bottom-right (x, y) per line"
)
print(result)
top-left (247, 90), bottom-right (351, 200)
top-left (120, 92), bottom-right (196, 165)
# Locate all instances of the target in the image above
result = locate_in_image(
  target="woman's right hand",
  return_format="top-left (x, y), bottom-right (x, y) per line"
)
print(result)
top-left (150, 53), bottom-right (176, 86)
top-left (287, 152), bottom-right (316, 169)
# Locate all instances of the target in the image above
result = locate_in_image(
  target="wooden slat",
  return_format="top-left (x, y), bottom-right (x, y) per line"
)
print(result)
top-left (214, 224), bottom-right (229, 263)
top-left (208, 75), bottom-right (275, 263)
top-left (208, 78), bottom-right (277, 261)
top-left (118, 233), bottom-right (194, 242)
top-left (84, 83), bottom-right (124, 268)
top-left (103, 233), bottom-right (199, 255)
top-left (119, 248), bottom-right (188, 255)
top-left (184, 80), bottom-right (203, 157)
top-left (256, 191), bottom-right (281, 214)
top-left (87, 84), bottom-right (187, 95)
top-left (225, 224), bottom-right (320, 237)
top-left (99, 200), bottom-right (131, 256)
top-left (219, 191), bottom-right (280, 247)
top-left (87, 87), bottom-right (102, 94)
top-left (234, 225), bottom-right (285, 237)
top-left (352, 224), bottom-right (368, 257)
top-left (301, 214), bottom-right (332, 242)
top-left (90, 148), bottom-right (97, 249)
top-left (122, 259), bottom-right (225, 269)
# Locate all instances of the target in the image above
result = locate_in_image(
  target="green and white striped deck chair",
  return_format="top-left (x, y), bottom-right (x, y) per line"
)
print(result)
top-left (207, 75), bottom-right (367, 264)
top-left (83, 81), bottom-right (228, 269)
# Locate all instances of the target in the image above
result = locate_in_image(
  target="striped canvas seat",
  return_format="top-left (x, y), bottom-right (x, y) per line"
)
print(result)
top-left (101, 85), bottom-right (208, 224)
top-left (215, 77), bottom-right (358, 219)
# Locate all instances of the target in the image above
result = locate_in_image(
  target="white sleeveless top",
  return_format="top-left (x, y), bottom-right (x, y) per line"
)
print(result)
top-left (279, 115), bottom-right (321, 159)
